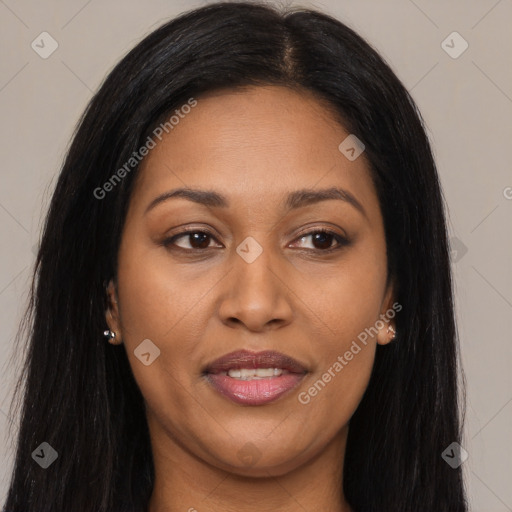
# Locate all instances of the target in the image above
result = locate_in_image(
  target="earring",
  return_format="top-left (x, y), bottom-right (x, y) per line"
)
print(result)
top-left (387, 325), bottom-right (396, 340)
top-left (103, 329), bottom-right (116, 340)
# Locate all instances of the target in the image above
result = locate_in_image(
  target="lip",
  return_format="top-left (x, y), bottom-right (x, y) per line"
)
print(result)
top-left (204, 349), bottom-right (307, 374)
top-left (204, 349), bottom-right (308, 406)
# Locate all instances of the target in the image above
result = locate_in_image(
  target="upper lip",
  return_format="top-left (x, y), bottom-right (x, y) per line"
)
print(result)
top-left (204, 349), bottom-right (308, 375)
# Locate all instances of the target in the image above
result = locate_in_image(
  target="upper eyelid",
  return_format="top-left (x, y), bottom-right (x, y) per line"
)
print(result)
top-left (171, 229), bottom-right (222, 246)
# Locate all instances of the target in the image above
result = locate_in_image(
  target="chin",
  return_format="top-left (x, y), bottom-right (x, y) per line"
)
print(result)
top-left (209, 445), bottom-right (306, 478)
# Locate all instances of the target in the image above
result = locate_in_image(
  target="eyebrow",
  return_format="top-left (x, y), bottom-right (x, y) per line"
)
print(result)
top-left (144, 186), bottom-right (367, 218)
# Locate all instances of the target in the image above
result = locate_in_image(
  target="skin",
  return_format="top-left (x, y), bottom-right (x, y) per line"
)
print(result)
top-left (105, 85), bottom-right (396, 512)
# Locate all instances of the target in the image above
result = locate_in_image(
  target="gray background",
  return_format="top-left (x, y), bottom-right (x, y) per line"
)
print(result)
top-left (0, 0), bottom-right (511, 509)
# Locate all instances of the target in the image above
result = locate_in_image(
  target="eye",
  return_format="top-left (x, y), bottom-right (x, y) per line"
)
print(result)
top-left (290, 229), bottom-right (349, 252)
top-left (162, 228), bottom-right (349, 253)
top-left (163, 229), bottom-right (222, 250)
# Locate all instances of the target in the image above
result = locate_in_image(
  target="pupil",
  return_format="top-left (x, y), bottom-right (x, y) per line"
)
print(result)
top-left (313, 232), bottom-right (332, 250)
top-left (191, 233), bottom-right (210, 249)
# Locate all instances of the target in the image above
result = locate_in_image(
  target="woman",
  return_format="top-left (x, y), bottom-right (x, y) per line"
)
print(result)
top-left (3, 2), bottom-right (468, 511)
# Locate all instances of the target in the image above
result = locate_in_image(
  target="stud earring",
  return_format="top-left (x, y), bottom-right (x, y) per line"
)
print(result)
top-left (387, 325), bottom-right (396, 340)
top-left (103, 329), bottom-right (116, 340)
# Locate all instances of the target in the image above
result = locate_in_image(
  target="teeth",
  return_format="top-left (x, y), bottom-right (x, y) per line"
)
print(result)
top-left (226, 368), bottom-right (287, 380)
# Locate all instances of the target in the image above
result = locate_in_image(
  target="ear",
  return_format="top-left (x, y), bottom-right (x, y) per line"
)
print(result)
top-left (105, 279), bottom-right (123, 345)
top-left (376, 278), bottom-right (398, 346)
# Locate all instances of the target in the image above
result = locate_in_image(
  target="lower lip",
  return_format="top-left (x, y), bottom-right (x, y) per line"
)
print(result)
top-left (206, 373), bottom-right (305, 405)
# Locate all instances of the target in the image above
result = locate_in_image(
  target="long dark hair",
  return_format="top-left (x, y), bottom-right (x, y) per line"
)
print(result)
top-left (3, 2), bottom-right (467, 511)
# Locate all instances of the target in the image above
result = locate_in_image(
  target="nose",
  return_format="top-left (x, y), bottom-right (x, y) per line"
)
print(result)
top-left (217, 240), bottom-right (294, 332)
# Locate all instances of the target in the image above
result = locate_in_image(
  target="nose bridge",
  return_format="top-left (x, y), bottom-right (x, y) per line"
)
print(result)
top-left (218, 233), bottom-right (293, 330)
top-left (233, 233), bottom-right (279, 301)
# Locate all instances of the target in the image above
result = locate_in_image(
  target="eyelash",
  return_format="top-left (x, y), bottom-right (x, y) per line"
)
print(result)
top-left (162, 228), bottom-right (350, 254)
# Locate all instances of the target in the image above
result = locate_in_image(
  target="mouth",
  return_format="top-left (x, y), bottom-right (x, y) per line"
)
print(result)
top-left (203, 349), bottom-right (308, 406)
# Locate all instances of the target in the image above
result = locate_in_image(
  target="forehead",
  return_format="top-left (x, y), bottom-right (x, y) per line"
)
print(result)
top-left (131, 85), bottom-right (379, 222)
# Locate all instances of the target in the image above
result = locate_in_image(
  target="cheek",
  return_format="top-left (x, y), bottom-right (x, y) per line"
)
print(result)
top-left (114, 246), bottom-right (202, 423)
top-left (114, 235), bottom-right (220, 390)
top-left (115, 235), bottom-right (204, 342)
top-left (300, 252), bottom-right (386, 346)
top-left (295, 247), bottom-right (385, 415)
top-left (299, 309), bottom-right (377, 434)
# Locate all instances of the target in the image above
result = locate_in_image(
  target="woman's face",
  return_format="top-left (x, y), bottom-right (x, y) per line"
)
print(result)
top-left (106, 85), bottom-right (395, 477)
